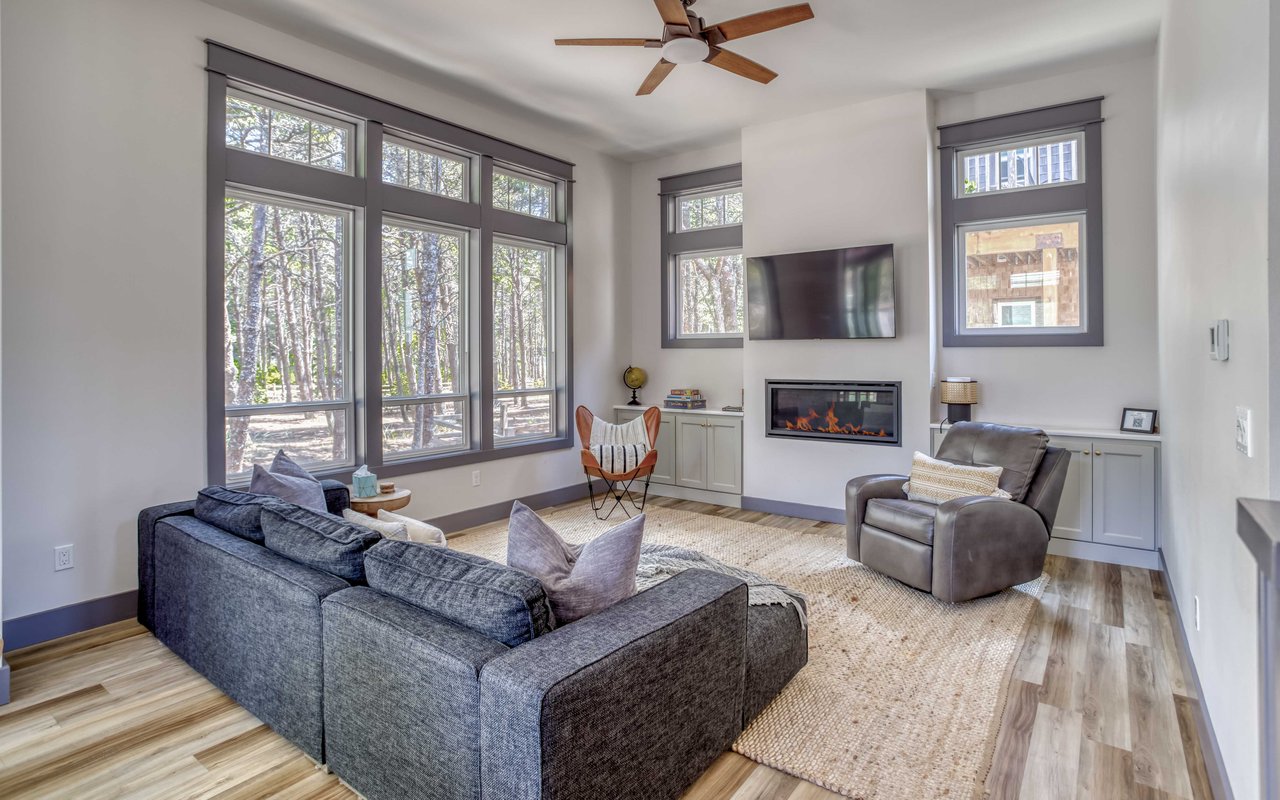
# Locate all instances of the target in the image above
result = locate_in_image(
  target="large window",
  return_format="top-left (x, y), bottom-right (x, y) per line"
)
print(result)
top-left (209, 44), bottom-right (572, 482)
top-left (938, 98), bottom-right (1102, 347)
top-left (223, 193), bottom-right (351, 479)
top-left (381, 220), bottom-right (468, 459)
top-left (659, 165), bottom-right (744, 349)
top-left (492, 239), bottom-right (555, 442)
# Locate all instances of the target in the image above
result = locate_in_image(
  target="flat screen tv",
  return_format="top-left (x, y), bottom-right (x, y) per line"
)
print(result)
top-left (746, 244), bottom-right (896, 340)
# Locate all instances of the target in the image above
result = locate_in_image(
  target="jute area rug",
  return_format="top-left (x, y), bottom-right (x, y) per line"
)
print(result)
top-left (451, 503), bottom-right (1046, 800)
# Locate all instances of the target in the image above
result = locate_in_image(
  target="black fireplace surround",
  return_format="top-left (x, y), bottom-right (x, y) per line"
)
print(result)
top-left (766, 380), bottom-right (901, 445)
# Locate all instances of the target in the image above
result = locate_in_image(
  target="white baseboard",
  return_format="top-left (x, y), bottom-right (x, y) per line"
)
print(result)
top-left (1046, 537), bottom-right (1160, 569)
top-left (645, 483), bottom-right (742, 508)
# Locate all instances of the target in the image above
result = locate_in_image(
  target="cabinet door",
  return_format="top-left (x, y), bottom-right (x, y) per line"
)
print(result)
top-left (650, 417), bottom-right (676, 485)
top-left (1047, 436), bottom-right (1093, 542)
top-left (706, 417), bottom-right (743, 494)
top-left (1092, 442), bottom-right (1157, 549)
top-left (674, 416), bottom-right (709, 490)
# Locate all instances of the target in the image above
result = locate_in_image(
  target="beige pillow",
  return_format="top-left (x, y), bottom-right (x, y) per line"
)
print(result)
top-left (905, 451), bottom-right (1010, 505)
top-left (342, 508), bottom-right (409, 540)
top-left (378, 509), bottom-right (447, 547)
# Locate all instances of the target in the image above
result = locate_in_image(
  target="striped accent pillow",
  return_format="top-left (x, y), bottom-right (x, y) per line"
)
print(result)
top-left (905, 451), bottom-right (1008, 505)
top-left (591, 443), bottom-right (650, 474)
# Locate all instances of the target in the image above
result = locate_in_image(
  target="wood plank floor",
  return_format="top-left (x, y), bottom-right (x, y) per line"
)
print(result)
top-left (0, 497), bottom-right (1212, 799)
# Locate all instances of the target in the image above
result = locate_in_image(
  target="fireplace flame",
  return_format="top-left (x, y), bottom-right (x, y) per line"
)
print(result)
top-left (781, 402), bottom-right (888, 437)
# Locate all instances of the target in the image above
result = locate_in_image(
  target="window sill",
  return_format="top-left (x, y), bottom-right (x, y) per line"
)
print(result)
top-left (374, 436), bottom-right (573, 479)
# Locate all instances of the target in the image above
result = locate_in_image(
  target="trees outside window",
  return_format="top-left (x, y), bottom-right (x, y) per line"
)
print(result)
top-left (223, 194), bottom-right (350, 477)
top-left (492, 240), bottom-right (553, 442)
top-left (381, 222), bottom-right (467, 458)
top-left (676, 252), bottom-right (744, 336)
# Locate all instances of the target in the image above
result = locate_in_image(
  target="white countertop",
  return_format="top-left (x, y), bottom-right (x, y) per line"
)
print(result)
top-left (930, 421), bottom-right (1161, 443)
top-left (614, 403), bottom-right (745, 418)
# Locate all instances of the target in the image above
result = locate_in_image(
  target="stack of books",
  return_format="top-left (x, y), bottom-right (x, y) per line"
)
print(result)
top-left (665, 389), bottom-right (707, 409)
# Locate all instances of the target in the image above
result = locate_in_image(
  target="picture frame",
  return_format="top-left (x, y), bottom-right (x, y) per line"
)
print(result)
top-left (1120, 407), bottom-right (1158, 434)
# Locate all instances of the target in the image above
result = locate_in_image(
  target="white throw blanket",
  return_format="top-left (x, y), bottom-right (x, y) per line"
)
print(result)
top-left (636, 543), bottom-right (808, 628)
top-left (588, 414), bottom-right (651, 473)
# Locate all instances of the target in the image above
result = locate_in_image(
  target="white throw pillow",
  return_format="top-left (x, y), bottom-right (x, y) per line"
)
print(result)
top-left (378, 509), bottom-right (447, 546)
top-left (905, 451), bottom-right (1009, 505)
top-left (342, 508), bottom-right (409, 540)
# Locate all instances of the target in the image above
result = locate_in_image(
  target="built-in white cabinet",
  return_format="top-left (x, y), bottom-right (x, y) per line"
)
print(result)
top-left (616, 407), bottom-right (743, 498)
top-left (930, 424), bottom-right (1161, 564)
top-left (1051, 436), bottom-right (1158, 550)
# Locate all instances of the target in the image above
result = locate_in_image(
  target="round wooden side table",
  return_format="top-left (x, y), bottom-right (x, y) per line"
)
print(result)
top-left (348, 487), bottom-right (412, 517)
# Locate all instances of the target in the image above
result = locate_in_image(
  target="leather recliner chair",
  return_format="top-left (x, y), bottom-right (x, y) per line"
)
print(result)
top-left (845, 421), bottom-right (1070, 602)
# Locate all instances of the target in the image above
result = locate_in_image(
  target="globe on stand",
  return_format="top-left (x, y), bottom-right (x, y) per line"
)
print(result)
top-left (622, 366), bottom-right (647, 406)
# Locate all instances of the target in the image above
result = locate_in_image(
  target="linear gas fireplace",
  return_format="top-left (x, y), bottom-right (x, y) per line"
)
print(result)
top-left (766, 380), bottom-right (901, 446)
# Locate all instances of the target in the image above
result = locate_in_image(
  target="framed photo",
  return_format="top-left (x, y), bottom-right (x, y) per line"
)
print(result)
top-left (1121, 407), bottom-right (1158, 434)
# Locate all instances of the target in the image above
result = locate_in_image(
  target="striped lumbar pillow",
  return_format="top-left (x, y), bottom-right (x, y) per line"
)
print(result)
top-left (905, 451), bottom-right (1009, 505)
top-left (591, 443), bottom-right (650, 474)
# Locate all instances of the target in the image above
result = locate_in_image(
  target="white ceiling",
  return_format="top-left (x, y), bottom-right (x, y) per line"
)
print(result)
top-left (202, 0), bottom-right (1161, 161)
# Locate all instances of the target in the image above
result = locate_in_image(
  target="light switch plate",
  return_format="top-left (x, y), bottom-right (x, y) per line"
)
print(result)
top-left (1236, 406), bottom-right (1253, 456)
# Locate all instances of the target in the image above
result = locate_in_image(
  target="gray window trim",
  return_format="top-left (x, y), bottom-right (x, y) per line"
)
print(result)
top-left (660, 163), bottom-right (744, 349)
top-left (206, 44), bottom-right (572, 485)
top-left (938, 97), bottom-right (1103, 347)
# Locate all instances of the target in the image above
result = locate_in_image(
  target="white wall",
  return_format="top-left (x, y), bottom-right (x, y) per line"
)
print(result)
top-left (627, 139), bottom-right (743, 408)
top-left (740, 92), bottom-right (934, 509)
top-left (1156, 0), bottom-right (1269, 796)
top-left (934, 55), bottom-right (1159, 428)
top-left (0, 0), bottom-right (629, 622)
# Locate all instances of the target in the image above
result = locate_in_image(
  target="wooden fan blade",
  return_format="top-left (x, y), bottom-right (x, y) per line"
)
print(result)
top-left (653, 0), bottom-right (689, 26)
top-left (637, 59), bottom-right (676, 95)
top-left (705, 47), bottom-right (777, 84)
top-left (706, 3), bottom-right (814, 43)
top-left (555, 38), bottom-right (660, 47)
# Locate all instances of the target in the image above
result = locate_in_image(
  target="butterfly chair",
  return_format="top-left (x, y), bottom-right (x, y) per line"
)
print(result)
top-left (576, 405), bottom-right (661, 520)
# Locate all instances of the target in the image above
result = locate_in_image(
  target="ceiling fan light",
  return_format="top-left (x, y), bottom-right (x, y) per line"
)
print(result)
top-left (662, 36), bottom-right (710, 64)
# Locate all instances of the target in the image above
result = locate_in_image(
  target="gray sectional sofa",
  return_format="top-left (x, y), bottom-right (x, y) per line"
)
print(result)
top-left (137, 484), bottom-right (808, 800)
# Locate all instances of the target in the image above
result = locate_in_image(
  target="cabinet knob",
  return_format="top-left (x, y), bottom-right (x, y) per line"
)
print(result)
top-left (1094, 450), bottom-right (1102, 456)
top-left (1082, 450), bottom-right (1089, 456)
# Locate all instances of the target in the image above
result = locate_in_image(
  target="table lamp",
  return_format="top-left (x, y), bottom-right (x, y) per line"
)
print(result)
top-left (940, 378), bottom-right (979, 423)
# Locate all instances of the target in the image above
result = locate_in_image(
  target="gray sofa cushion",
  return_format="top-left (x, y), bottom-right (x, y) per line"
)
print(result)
top-left (506, 500), bottom-right (644, 623)
top-left (261, 502), bottom-right (381, 582)
top-left (194, 486), bottom-right (275, 543)
top-left (865, 498), bottom-right (937, 545)
top-left (153, 515), bottom-right (348, 762)
top-left (934, 421), bottom-right (1049, 502)
top-left (365, 539), bottom-right (555, 646)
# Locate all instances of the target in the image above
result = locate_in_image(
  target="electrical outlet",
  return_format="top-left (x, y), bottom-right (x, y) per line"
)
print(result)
top-left (1194, 595), bottom-right (1201, 631)
top-left (1237, 406), bottom-right (1253, 456)
top-left (472, 470), bottom-right (481, 487)
top-left (54, 544), bottom-right (74, 572)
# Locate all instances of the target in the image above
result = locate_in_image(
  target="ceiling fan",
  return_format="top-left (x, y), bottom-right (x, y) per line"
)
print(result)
top-left (555, 0), bottom-right (815, 95)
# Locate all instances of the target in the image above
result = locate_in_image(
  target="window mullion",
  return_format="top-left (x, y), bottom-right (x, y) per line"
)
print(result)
top-left (479, 155), bottom-right (496, 452)
top-left (363, 121), bottom-right (386, 470)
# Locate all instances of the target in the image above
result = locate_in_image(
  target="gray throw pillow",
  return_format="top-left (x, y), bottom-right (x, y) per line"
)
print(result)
top-left (364, 539), bottom-right (555, 646)
top-left (269, 449), bottom-right (316, 481)
top-left (261, 502), bottom-right (381, 582)
top-left (249, 450), bottom-right (326, 511)
top-left (506, 500), bottom-right (644, 624)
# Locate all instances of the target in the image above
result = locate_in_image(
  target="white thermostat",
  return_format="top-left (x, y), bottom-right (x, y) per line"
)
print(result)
top-left (1210, 319), bottom-right (1230, 361)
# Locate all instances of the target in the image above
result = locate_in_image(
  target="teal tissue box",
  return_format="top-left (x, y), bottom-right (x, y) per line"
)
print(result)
top-left (352, 472), bottom-right (379, 498)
